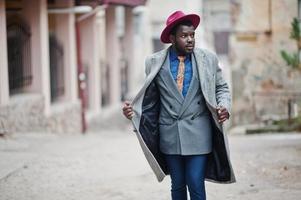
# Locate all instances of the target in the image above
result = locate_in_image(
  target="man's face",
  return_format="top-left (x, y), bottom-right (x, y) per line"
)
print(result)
top-left (170, 24), bottom-right (195, 55)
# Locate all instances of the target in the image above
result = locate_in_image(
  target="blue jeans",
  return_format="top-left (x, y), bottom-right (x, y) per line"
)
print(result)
top-left (165, 154), bottom-right (208, 200)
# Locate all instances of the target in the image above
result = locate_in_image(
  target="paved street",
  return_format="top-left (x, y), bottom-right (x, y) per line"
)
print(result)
top-left (0, 125), bottom-right (301, 200)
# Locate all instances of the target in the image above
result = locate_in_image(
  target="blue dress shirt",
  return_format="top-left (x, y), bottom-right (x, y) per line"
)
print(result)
top-left (169, 48), bottom-right (193, 97)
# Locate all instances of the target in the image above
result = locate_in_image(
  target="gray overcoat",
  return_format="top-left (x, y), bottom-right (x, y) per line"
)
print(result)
top-left (131, 47), bottom-right (236, 184)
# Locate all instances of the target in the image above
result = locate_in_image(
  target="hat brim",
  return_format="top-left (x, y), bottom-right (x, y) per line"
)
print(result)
top-left (160, 14), bottom-right (200, 44)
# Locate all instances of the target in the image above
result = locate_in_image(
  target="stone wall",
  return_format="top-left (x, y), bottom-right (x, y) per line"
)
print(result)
top-left (45, 100), bottom-right (82, 134)
top-left (0, 93), bottom-right (81, 134)
top-left (230, 0), bottom-right (301, 125)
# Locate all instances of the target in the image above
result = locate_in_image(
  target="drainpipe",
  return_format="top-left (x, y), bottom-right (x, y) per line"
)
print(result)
top-left (75, 5), bottom-right (106, 133)
top-left (48, 6), bottom-right (92, 14)
top-left (265, 0), bottom-right (272, 36)
top-left (75, 22), bottom-right (87, 133)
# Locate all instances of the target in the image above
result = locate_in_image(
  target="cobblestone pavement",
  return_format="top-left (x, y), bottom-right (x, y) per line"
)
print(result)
top-left (0, 128), bottom-right (301, 200)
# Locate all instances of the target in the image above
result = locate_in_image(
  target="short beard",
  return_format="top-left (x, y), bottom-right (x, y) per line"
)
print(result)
top-left (174, 39), bottom-right (192, 56)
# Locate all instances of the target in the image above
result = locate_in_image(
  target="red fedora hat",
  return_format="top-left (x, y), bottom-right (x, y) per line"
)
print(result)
top-left (160, 10), bottom-right (200, 43)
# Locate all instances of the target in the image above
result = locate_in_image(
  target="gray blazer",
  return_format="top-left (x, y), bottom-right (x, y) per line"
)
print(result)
top-left (131, 47), bottom-right (235, 184)
top-left (155, 51), bottom-right (212, 155)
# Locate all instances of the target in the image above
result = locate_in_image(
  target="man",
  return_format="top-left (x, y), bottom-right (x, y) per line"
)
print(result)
top-left (122, 10), bottom-right (235, 200)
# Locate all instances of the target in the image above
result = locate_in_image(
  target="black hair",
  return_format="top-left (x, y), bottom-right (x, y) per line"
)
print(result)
top-left (170, 20), bottom-right (194, 36)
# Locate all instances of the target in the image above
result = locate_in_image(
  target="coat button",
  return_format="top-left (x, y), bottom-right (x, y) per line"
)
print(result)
top-left (169, 105), bottom-right (173, 109)
top-left (197, 101), bottom-right (200, 105)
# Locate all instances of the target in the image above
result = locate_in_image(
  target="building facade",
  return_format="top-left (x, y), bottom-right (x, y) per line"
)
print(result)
top-left (230, 0), bottom-right (301, 125)
top-left (0, 0), bottom-right (147, 133)
top-left (147, 0), bottom-right (301, 126)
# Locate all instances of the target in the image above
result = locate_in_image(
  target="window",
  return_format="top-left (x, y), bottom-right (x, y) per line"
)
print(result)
top-left (49, 34), bottom-right (65, 102)
top-left (7, 17), bottom-right (32, 94)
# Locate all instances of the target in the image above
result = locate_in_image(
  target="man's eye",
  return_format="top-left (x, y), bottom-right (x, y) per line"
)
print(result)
top-left (181, 35), bottom-right (186, 38)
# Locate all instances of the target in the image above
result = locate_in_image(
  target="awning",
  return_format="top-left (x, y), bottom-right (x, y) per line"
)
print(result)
top-left (77, 0), bottom-right (146, 7)
top-left (103, 0), bottom-right (146, 7)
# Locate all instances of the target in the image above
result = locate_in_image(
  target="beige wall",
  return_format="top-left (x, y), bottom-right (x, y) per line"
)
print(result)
top-left (0, 0), bottom-right (9, 106)
top-left (1, 1), bottom-right (151, 132)
top-left (95, 10), bottom-right (107, 107)
top-left (230, 0), bottom-right (299, 124)
top-left (123, 7), bottom-right (135, 96)
top-left (48, 0), bottom-right (78, 104)
top-left (22, 0), bottom-right (51, 114)
top-left (106, 6), bottom-right (121, 105)
top-left (54, 10), bottom-right (78, 102)
top-left (127, 6), bottom-right (153, 97)
top-left (234, 0), bottom-right (270, 32)
top-left (79, 14), bottom-right (101, 112)
top-left (0, 0), bottom-right (83, 133)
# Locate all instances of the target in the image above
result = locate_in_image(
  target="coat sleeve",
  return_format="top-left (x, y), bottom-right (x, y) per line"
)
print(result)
top-left (214, 54), bottom-right (232, 115)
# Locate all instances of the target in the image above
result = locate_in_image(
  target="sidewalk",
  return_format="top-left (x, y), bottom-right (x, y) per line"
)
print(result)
top-left (1, 128), bottom-right (301, 199)
top-left (0, 133), bottom-right (59, 180)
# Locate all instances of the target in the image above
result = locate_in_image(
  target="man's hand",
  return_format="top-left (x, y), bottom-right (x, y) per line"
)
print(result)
top-left (216, 106), bottom-right (229, 124)
top-left (122, 101), bottom-right (134, 120)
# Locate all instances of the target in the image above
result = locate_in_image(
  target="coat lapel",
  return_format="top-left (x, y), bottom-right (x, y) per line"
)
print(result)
top-left (193, 50), bottom-right (222, 131)
top-left (193, 50), bottom-right (206, 96)
top-left (159, 55), bottom-right (184, 104)
top-left (194, 49), bottom-right (213, 106)
top-left (178, 55), bottom-right (199, 117)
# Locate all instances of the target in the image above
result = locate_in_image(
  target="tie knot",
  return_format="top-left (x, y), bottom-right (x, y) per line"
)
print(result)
top-left (177, 56), bottom-right (185, 62)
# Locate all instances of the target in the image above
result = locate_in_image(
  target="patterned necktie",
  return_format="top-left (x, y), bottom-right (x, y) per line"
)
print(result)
top-left (176, 56), bottom-right (186, 94)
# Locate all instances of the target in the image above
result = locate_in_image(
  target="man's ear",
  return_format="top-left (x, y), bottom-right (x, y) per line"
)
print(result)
top-left (169, 35), bottom-right (175, 44)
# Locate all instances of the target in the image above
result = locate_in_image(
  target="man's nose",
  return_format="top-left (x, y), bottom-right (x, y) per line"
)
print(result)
top-left (187, 36), bottom-right (194, 42)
